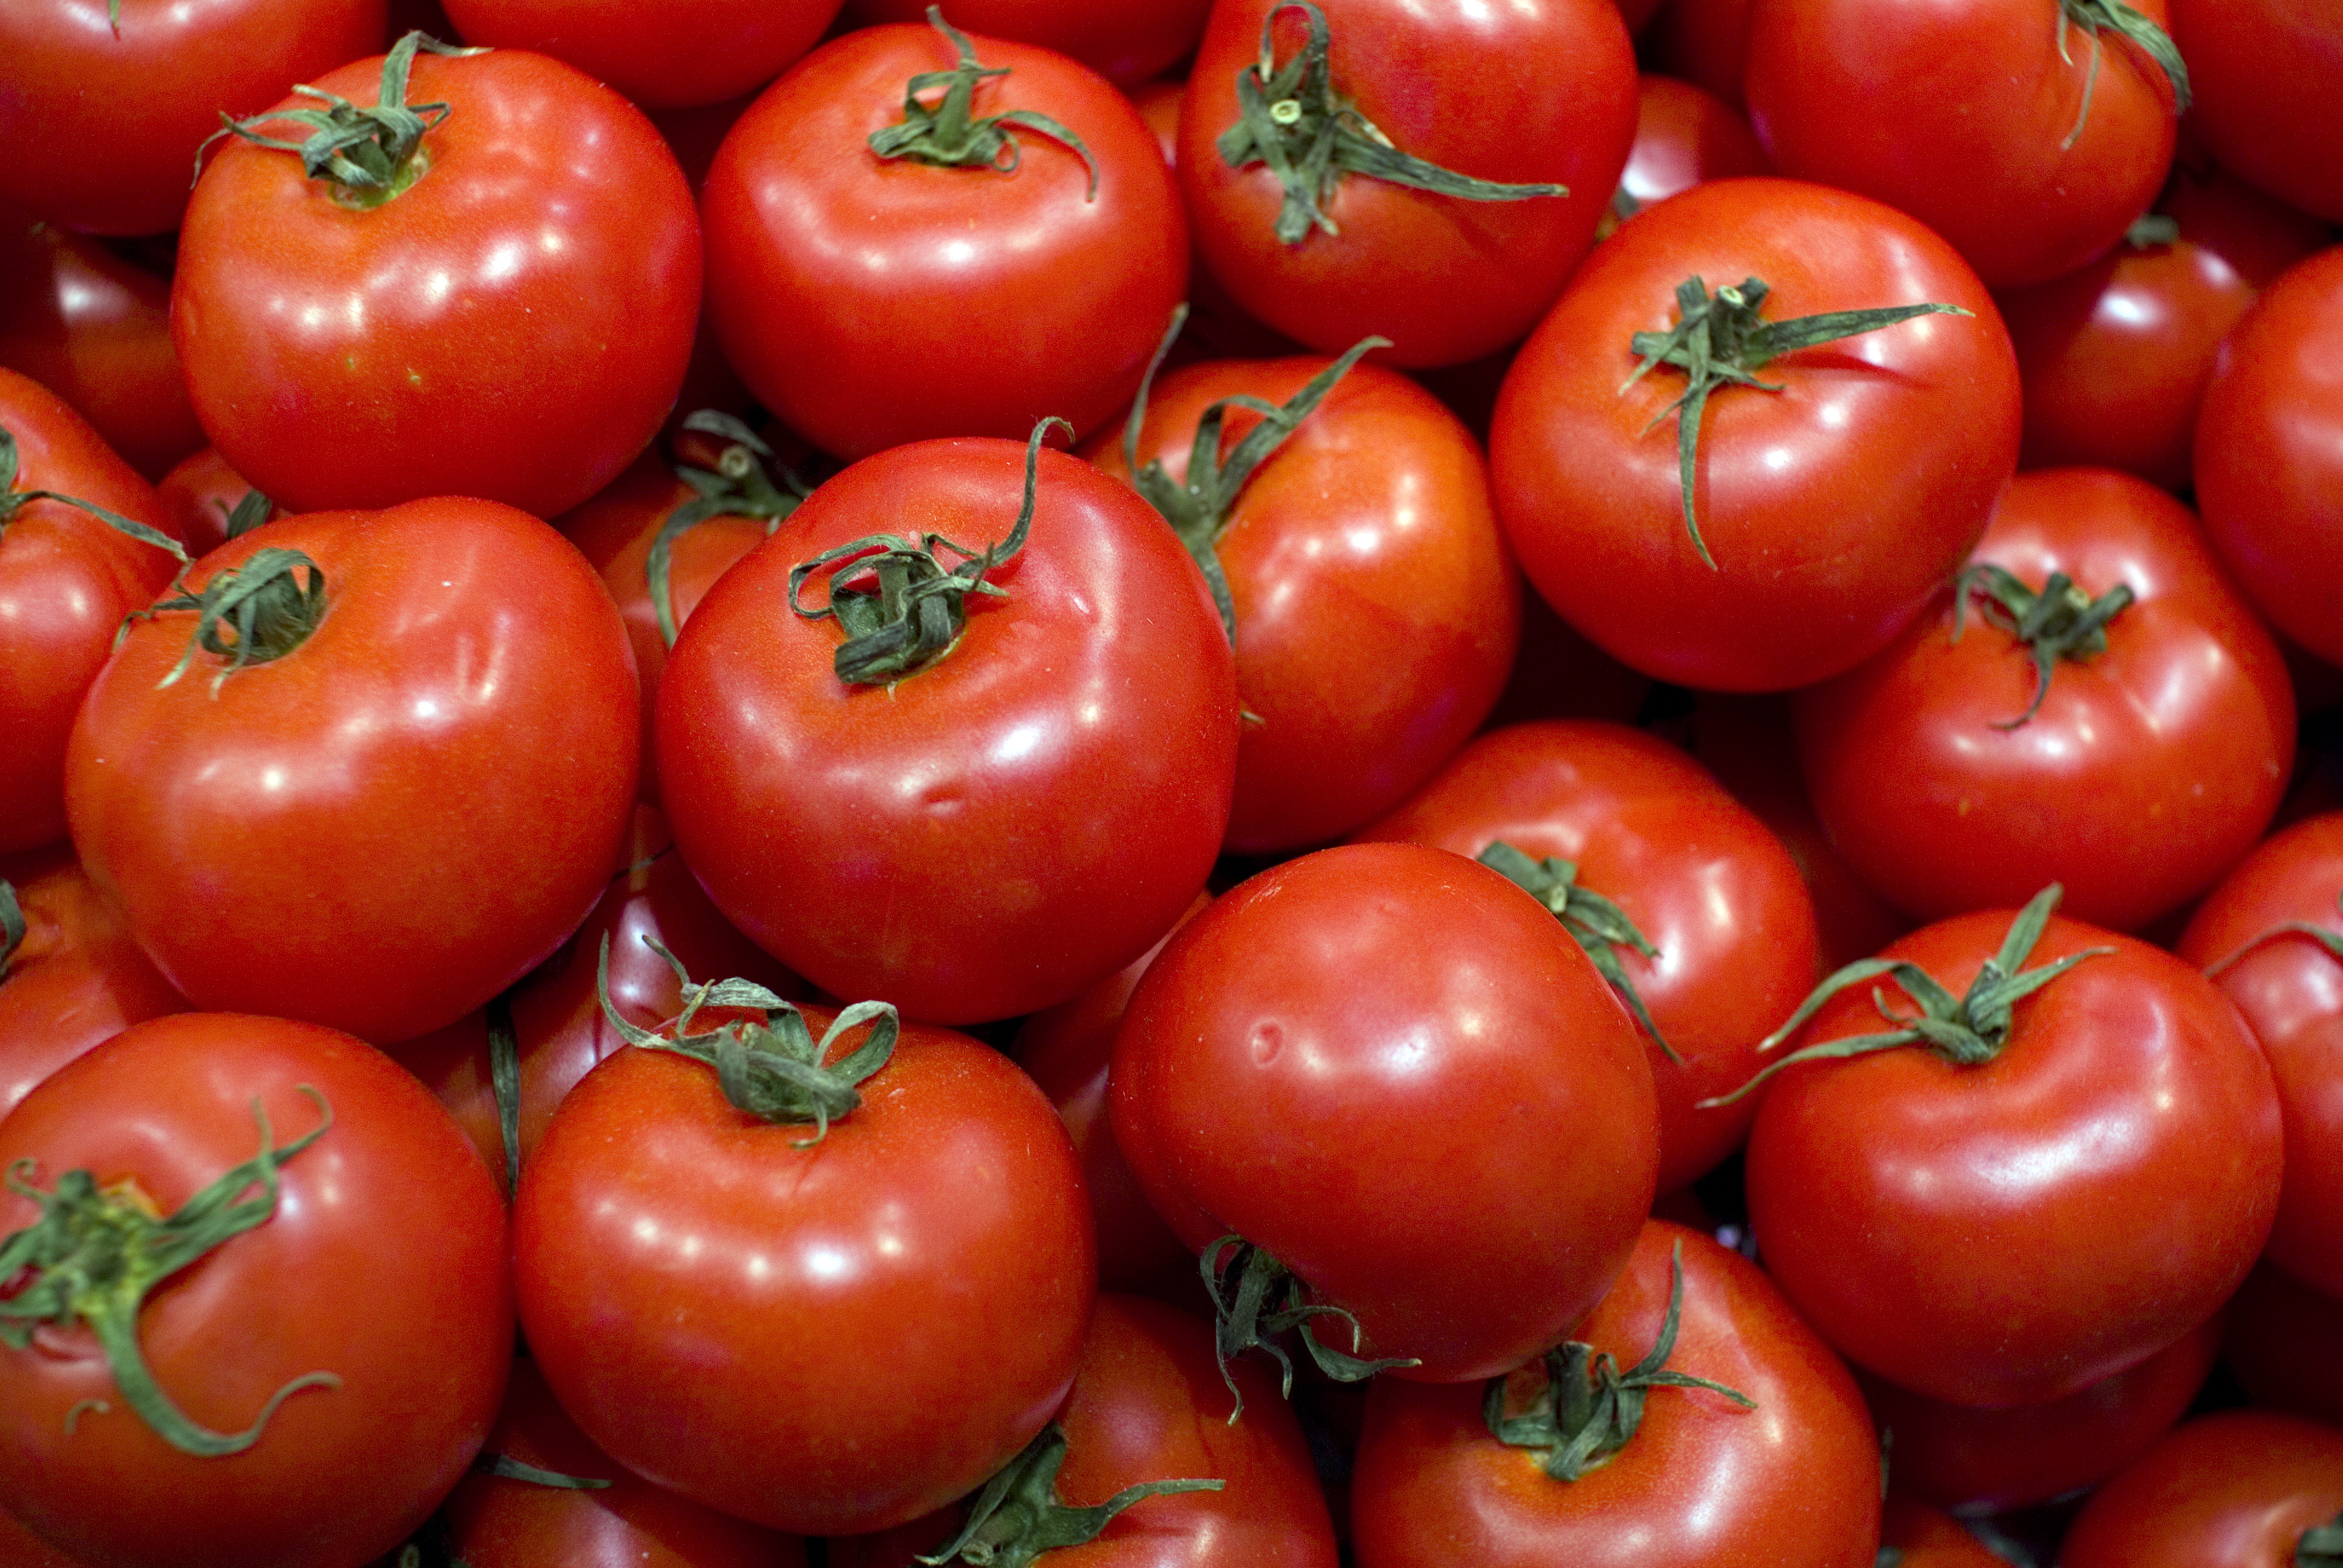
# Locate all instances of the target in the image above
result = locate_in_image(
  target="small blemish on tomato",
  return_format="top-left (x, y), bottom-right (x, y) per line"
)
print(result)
top-left (1250, 1021), bottom-right (1283, 1066)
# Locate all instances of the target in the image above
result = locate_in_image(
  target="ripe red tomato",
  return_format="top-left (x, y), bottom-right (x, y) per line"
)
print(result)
top-left (838, 0), bottom-right (1212, 85)
top-left (513, 1002), bottom-right (1095, 1538)
top-left (65, 497), bottom-right (640, 1044)
top-left (172, 39), bottom-right (701, 520)
top-left (0, 1012), bottom-right (511, 1568)
top-left (1613, 74), bottom-right (1771, 218)
top-left (2056, 1411), bottom-right (2343, 1568)
top-left (439, 0), bottom-right (841, 108)
top-left (1490, 177), bottom-right (2020, 692)
top-left (2168, 0), bottom-right (2343, 222)
top-left (1349, 1221), bottom-right (1881, 1568)
top-left (1110, 842), bottom-right (1658, 1385)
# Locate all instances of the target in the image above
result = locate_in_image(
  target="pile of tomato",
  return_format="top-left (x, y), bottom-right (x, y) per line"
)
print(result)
top-left (3, 0), bottom-right (2342, 1564)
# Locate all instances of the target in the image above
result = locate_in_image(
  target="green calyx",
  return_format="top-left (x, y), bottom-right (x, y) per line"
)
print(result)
top-left (132, 546), bottom-right (327, 694)
top-left (2056, 0), bottom-right (2191, 149)
top-left (790, 415), bottom-right (1067, 686)
top-left (1699, 884), bottom-right (2111, 1107)
top-left (0, 881), bottom-right (23, 984)
top-left (2299, 1515), bottom-right (2343, 1568)
top-left (476, 1451), bottom-right (611, 1489)
top-left (2203, 889), bottom-right (2343, 980)
top-left (1622, 276), bottom-right (1968, 569)
top-left (1484, 1240), bottom-right (1753, 1480)
top-left (1199, 1234), bottom-right (1418, 1423)
top-left (650, 410), bottom-right (814, 649)
top-left (2125, 212), bottom-right (2180, 249)
top-left (870, 7), bottom-right (1099, 198)
top-left (1122, 305), bottom-right (1389, 645)
top-left (221, 488), bottom-right (275, 541)
top-left (0, 1090), bottom-right (340, 1455)
top-left (1218, 0), bottom-right (1565, 244)
top-left (198, 31), bottom-right (488, 202)
top-left (595, 935), bottom-right (897, 1145)
top-left (916, 1423), bottom-right (1223, 1568)
top-left (485, 990), bottom-right (522, 1198)
top-left (1478, 841), bottom-right (1679, 1065)
top-left (1950, 561), bottom-right (2135, 729)
top-left (0, 425), bottom-right (188, 564)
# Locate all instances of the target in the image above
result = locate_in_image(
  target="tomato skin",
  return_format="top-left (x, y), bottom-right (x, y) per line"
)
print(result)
top-left (658, 439), bottom-right (1237, 1026)
top-left (1109, 842), bottom-right (1659, 1384)
top-left (172, 47), bottom-right (701, 520)
top-left (837, 0), bottom-right (1213, 85)
top-left (2057, 1411), bottom-right (2343, 1568)
top-left (1350, 720), bottom-right (1821, 1194)
top-left (1178, 0), bottom-right (1637, 368)
top-left (65, 497), bottom-right (640, 1045)
top-left (1875, 1497), bottom-right (2006, 1568)
top-left (439, 0), bottom-right (842, 109)
top-left (0, 1013), bottom-right (511, 1568)
top-left (1084, 354), bottom-right (1520, 854)
top-left (1349, 1221), bottom-right (1880, 1568)
top-left (513, 1012), bottom-right (1095, 1538)
top-left (1744, 909), bottom-right (2283, 1407)
top-left (2175, 811), bottom-right (2343, 1299)
top-left (2168, 0), bottom-right (2343, 223)
top-left (1490, 177), bottom-right (2020, 693)
top-left (1614, 74), bottom-right (1770, 216)
top-left (1795, 468), bottom-right (2295, 932)
top-left (702, 25), bottom-right (1185, 463)
top-left (2221, 1262), bottom-right (2343, 1430)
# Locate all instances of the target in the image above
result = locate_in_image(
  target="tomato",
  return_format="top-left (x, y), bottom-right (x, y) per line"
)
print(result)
top-left (1178, 0), bottom-right (1637, 367)
top-left (0, 368), bottom-right (180, 857)
top-left (838, 0), bottom-right (1213, 86)
top-left (513, 1001), bottom-right (1095, 1538)
top-left (701, 19), bottom-right (1185, 462)
top-left (0, 1013), bottom-right (510, 1568)
top-left (2168, 0), bottom-right (2343, 222)
top-left (1490, 177), bottom-right (2020, 693)
top-left (1349, 1221), bottom-right (1880, 1568)
top-left (2220, 1263), bottom-right (2343, 1431)
top-left (837, 1294), bottom-right (1340, 1568)
top-left (1351, 720), bottom-right (1823, 1194)
top-left (1875, 1497), bottom-right (2007, 1568)
top-left (657, 435), bottom-right (1237, 1025)
top-left (1743, 895), bottom-right (2284, 1406)
top-left (2056, 1411), bottom-right (2343, 1568)
top-left (172, 38), bottom-right (701, 520)
top-left (2174, 811), bottom-right (2343, 1300)
top-left (1744, 0), bottom-right (2183, 288)
top-left (1109, 842), bottom-right (1658, 1385)
top-left (1795, 468), bottom-right (2295, 932)
top-left (2194, 244), bottom-right (2343, 669)
top-left (439, 0), bottom-right (841, 108)
top-left (1612, 74), bottom-right (1770, 220)
top-left (65, 497), bottom-right (640, 1045)
top-left (155, 446), bottom-right (267, 559)
top-left (1084, 351), bottom-right (1521, 854)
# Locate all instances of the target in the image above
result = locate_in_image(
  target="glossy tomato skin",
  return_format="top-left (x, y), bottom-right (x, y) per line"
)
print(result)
top-left (2057, 1411), bottom-right (2343, 1568)
top-left (1109, 843), bottom-right (1659, 1384)
top-left (702, 25), bottom-right (1185, 462)
top-left (513, 1011), bottom-right (1095, 1537)
top-left (1490, 178), bottom-right (2020, 692)
top-left (1179, 0), bottom-right (1636, 368)
top-left (1351, 721), bottom-right (1821, 1194)
top-left (439, 0), bottom-right (841, 108)
top-left (1795, 468), bottom-right (2295, 932)
top-left (66, 498), bottom-right (640, 1044)
top-left (2194, 245), bottom-right (2343, 668)
top-left (658, 439), bottom-right (1237, 1026)
top-left (837, 0), bottom-right (1212, 85)
top-left (1085, 355), bottom-right (1520, 854)
top-left (1349, 1221), bottom-right (1880, 1568)
top-left (1614, 74), bottom-right (1770, 217)
top-left (0, 1013), bottom-right (511, 1568)
top-left (0, 368), bottom-right (178, 857)
top-left (2175, 811), bottom-right (2343, 1299)
top-left (173, 47), bottom-right (701, 520)
top-left (1745, 909), bottom-right (2283, 1407)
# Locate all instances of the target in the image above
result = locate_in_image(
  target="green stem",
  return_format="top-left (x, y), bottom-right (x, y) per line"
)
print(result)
top-left (0, 881), bottom-right (23, 984)
top-left (196, 31), bottom-right (488, 200)
top-left (2056, 0), bottom-right (2191, 151)
top-left (131, 546), bottom-right (328, 693)
top-left (869, 7), bottom-right (1099, 197)
top-left (2299, 1515), bottom-right (2343, 1568)
top-left (485, 990), bottom-right (522, 1198)
top-left (916, 1423), bottom-right (1222, 1568)
top-left (1949, 561), bottom-right (2134, 729)
top-left (2202, 891), bottom-right (2343, 979)
top-left (649, 410), bottom-right (813, 649)
top-left (1476, 842), bottom-right (1678, 1063)
top-left (1198, 1234), bottom-right (1417, 1423)
top-left (0, 425), bottom-right (188, 564)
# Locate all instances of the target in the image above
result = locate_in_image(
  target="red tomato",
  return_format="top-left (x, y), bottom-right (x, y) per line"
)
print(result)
top-left (2057, 1411), bottom-right (2343, 1568)
top-left (172, 40), bottom-right (701, 520)
top-left (1795, 468), bottom-right (2295, 932)
top-left (1109, 842), bottom-right (1659, 1385)
top-left (1351, 720), bottom-right (1822, 1194)
top-left (1084, 352), bottom-right (1521, 853)
top-left (1743, 899), bottom-right (2284, 1406)
top-left (513, 1003), bottom-right (1095, 1537)
top-left (0, 1013), bottom-right (510, 1568)
top-left (1490, 177), bottom-right (2020, 692)
top-left (1613, 74), bottom-right (1770, 218)
top-left (439, 0), bottom-right (841, 108)
top-left (2220, 1263), bottom-right (2343, 1431)
top-left (1876, 1497), bottom-right (2008, 1568)
top-left (1745, 0), bottom-right (2182, 288)
top-left (154, 446), bottom-right (266, 559)
top-left (658, 436), bottom-right (1237, 1025)
top-left (1178, 0), bottom-right (1637, 368)
top-left (2168, 0), bottom-right (2343, 221)
top-left (838, 0), bottom-right (1213, 85)
top-left (65, 497), bottom-right (640, 1044)
top-left (2175, 811), bottom-right (2343, 1299)
top-left (1349, 1221), bottom-right (1881, 1568)
top-left (702, 20), bottom-right (1185, 461)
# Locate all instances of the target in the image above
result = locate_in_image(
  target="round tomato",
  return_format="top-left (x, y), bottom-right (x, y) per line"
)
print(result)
top-left (439, 0), bottom-right (841, 108)
top-left (1613, 74), bottom-right (1770, 219)
top-left (0, 1013), bottom-right (510, 1568)
top-left (1490, 177), bottom-right (2020, 692)
top-left (65, 497), bottom-right (640, 1044)
top-left (2056, 1411), bottom-right (2343, 1568)
top-left (172, 36), bottom-right (701, 520)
